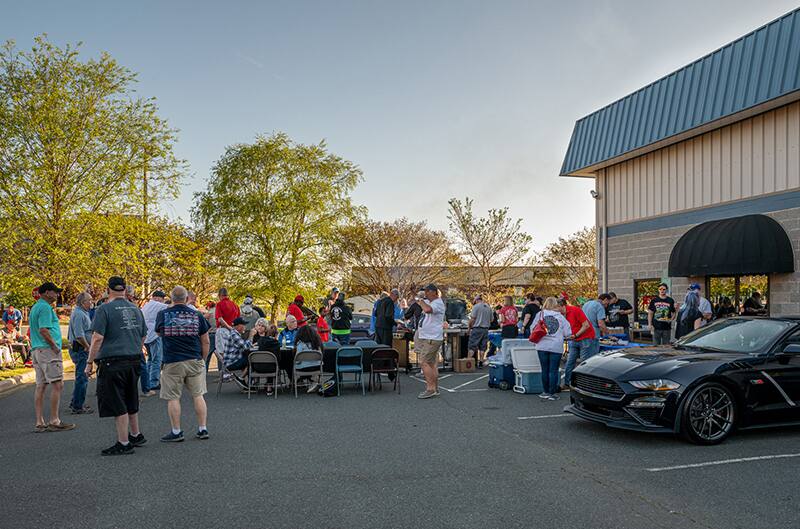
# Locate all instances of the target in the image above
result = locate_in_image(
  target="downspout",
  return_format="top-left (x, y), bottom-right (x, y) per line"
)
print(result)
top-left (598, 171), bottom-right (608, 293)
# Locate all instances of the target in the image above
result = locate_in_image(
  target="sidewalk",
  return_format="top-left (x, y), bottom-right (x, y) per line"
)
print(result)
top-left (0, 358), bottom-right (75, 395)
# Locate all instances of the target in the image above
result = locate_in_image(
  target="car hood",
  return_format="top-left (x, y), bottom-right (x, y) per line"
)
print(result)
top-left (576, 346), bottom-right (741, 381)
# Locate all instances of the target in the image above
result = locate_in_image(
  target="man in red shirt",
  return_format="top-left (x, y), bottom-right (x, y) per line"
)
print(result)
top-left (558, 298), bottom-right (597, 389)
top-left (214, 288), bottom-right (240, 328)
top-left (286, 295), bottom-right (308, 327)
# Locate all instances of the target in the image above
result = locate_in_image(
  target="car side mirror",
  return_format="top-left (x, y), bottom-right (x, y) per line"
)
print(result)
top-left (781, 343), bottom-right (800, 355)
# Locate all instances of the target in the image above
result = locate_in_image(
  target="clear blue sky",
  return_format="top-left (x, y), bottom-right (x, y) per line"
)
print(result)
top-left (3, 0), bottom-right (797, 251)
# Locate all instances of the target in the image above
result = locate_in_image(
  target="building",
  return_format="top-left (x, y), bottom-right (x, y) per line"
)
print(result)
top-left (561, 8), bottom-right (800, 323)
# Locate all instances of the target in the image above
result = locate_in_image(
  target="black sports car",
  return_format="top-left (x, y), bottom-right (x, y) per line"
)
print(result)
top-left (565, 317), bottom-right (800, 444)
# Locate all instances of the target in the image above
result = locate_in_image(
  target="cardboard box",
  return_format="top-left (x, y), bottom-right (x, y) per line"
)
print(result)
top-left (455, 357), bottom-right (476, 373)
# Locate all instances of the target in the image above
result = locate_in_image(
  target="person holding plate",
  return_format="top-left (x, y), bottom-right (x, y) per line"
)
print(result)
top-left (647, 283), bottom-right (676, 345)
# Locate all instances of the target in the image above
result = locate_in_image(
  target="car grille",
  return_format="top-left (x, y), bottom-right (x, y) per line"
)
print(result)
top-left (573, 373), bottom-right (625, 400)
top-left (626, 407), bottom-right (662, 426)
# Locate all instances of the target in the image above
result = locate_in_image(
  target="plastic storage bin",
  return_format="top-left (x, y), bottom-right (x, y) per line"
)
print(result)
top-left (488, 362), bottom-right (515, 390)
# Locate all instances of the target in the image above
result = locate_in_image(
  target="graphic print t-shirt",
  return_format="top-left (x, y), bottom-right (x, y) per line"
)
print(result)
top-left (91, 298), bottom-right (147, 359)
top-left (607, 299), bottom-right (633, 328)
top-left (156, 304), bottom-right (210, 364)
top-left (499, 306), bottom-right (518, 327)
top-left (648, 296), bottom-right (676, 331)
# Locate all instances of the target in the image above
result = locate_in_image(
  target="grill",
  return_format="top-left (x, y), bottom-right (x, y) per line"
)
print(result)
top-left (626, 407), bottom-right (662, 426)
top-left (573, 373), bottom-right (625, 400)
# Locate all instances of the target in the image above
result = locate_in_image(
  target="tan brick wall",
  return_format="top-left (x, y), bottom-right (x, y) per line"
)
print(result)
top-left (602, 207), bottom-right (800, 316)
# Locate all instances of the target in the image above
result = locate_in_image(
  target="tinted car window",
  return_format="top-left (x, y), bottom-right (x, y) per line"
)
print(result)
top-left (677, 318), bottom-right (792, 354)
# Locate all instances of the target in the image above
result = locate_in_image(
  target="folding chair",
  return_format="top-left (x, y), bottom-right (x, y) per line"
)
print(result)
top-left (335, 346), bottom-right (365, 396)
top-left (292, 350), bottom-right (323, 398)
top-left (214, 349), bottom-right (238, 397)
top-left (370, 348), bottom-right (400, 394)
top-left (248, 351), bottom-right (280, 400)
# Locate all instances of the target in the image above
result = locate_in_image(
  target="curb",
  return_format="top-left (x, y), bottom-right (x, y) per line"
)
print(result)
top-left (0, 359), bottom-right (75, 396)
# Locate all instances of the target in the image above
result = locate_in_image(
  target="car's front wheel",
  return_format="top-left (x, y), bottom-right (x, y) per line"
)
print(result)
top-left (680, 382), bottom-right (736, 445)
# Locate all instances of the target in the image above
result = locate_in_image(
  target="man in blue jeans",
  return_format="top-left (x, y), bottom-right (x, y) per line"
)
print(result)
top-left (141, 290), bottom-right (168, 395)
top-left (67, 292), bottom-right (94, 414)
top-left (559, 298), bottom-right (598, 389)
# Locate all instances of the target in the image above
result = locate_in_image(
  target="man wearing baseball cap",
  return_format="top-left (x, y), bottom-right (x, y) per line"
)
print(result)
top-left (287, 294), bottom-right (308, 327)
top-left (87, 276), bottom-right (148, 455)
top-left (416, 284), bottom-right (445, 399)
top-left (30, 282), bottom-right (75, 433)
top-left (687, 283), bottom-right (713, 326)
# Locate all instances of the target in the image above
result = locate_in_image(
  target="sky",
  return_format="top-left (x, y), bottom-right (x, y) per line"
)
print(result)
top-left (3, 0), bottom-right (798, 252)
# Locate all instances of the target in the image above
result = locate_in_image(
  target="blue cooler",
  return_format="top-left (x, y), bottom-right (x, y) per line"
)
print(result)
top-left (488, 362), bottom-right (515, 390)
top-left (513, 371), bottom-right (544, 394)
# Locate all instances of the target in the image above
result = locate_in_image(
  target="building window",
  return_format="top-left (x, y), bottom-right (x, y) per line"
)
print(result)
top-left (634, 279), bottom-right (662, 326)
top-left (706, 275), bottom-right (769, 317)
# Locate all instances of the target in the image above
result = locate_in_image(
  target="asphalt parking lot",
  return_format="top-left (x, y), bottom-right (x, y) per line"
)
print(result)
top-left (1, 371), bottom-right (799, 529)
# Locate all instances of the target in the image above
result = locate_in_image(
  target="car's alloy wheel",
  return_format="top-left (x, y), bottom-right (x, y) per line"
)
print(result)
top-left (681, 382), bottom-right (736, 445)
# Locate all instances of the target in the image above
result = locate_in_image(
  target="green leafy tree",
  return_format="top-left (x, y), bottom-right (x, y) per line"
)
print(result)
top-left (0, 35), bottom-right (184, 300)
top-left (194, 132), bottom-right (363, 322)
top-left (536, 226), bottom-right (597, 300)
top-left (447, 197), bottom-right (532, 300)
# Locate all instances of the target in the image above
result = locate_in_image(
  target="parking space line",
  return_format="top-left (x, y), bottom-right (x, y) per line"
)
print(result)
top-left (517, 413), bottom-right (571, 420)
top-left (645, 453), bottom-right (800, 472)
top-left (449, 374), bottom-right (489, 390)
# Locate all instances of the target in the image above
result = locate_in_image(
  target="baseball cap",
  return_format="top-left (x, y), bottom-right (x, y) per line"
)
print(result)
top-left (424, 283), bottom-right (438, 292)
top-left (152, 290), bottom-right (166, 298)
top-left (232, 317), bottom-right (247, 326)
top-left (108, 276), bottom-right (126, 292)
top-left (37, 282), bottom-right (63, 294)
top-left (331, 287), bottom-right (340, 293)
top-left (689, 283), bottom-right (701, 291)
top-left (294, 294), bottom-right (305, 303)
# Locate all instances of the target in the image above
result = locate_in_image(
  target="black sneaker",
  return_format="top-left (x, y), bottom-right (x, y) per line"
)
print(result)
top-left (128, 433), bottom-right (147, 447)
top-left (101, 442), bottom-right (135, 456)
top-left (196, 429), bottom-right (209, 440)
top-left (160, 431), bottom-right (184, 443)
top-left (231, 374), bottom-right (249, 389)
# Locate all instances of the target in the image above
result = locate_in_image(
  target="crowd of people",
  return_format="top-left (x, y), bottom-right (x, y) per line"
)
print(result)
top-left (9, 274), bottom-right (774, 455)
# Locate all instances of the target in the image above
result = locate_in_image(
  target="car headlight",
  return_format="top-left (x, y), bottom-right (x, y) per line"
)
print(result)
top-left (628, 379), bottom-right (681, 391)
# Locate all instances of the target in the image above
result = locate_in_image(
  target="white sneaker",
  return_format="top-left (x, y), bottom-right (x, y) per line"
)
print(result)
top-left (546, 394), bottom-right (560, 401)
top-left (538, 393), bottom-right (551, 400)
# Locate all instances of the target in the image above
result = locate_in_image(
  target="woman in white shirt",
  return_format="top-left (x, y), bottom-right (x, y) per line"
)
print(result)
top-left (530, 297), bottom-right (573, 400)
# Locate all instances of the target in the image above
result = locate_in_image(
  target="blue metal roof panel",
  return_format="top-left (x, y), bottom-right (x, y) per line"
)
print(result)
top-left (561, 8), bottom-right (800, 176)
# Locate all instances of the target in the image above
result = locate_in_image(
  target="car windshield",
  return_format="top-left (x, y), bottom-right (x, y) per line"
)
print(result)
top-left (676, 318), bottom-right (792, 354)
top-left (352, 314), bottom-right (370, 325)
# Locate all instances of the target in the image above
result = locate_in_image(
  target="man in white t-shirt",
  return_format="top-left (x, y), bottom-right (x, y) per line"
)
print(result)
top-left (416, 283), bottom-right (445, 399)
top-left (141, 290), bottom-right (168, 396)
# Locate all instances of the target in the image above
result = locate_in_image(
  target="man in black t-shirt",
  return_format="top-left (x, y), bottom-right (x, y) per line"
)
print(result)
top-left (607, 292), bottom-right (633, 338)
top-left (520, 293), bottom-right (541, 338)
top-left (647, 284), bottom-right (676, 345)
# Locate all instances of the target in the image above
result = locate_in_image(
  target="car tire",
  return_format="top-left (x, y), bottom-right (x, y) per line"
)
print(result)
top-left (679, 381), bottom-right (736, 445)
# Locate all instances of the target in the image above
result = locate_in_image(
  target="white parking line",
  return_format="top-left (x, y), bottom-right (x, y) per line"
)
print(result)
top-left (646, 453), bottom-right (800, 472)
top-left (517, 413), bottom-right (571, 420)
top-left (450, 374), bottom-right (489, 390)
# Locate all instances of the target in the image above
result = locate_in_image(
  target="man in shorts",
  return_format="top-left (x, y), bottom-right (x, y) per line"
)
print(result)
top-left (467, 294), bottom-right (493, 368)
top-left (156, 286), bottom-right (211, 442)
top-left (87, 276), bottom-right (148, 456)
top-left (30, 282), bottom-right (75, 433)
top-left (417, 284), bottom-right (445, 399)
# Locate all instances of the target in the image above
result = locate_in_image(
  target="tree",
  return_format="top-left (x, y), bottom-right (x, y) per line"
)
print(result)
top-left (194, 132), bottom-right (363, 322)
top-left (447, 197), bottom-right (532, 299)
top-left (0, 36), bottom-right (184, 298)
top-left (332, 218), bottom-right (462, 300)
top-left (536, 226), bottom-right (597, 300)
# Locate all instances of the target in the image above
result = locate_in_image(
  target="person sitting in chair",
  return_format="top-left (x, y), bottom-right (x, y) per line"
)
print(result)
top-left (219, 317), bottom-right (252, 387)
top-left (278, 315), bottom-right (299, 347)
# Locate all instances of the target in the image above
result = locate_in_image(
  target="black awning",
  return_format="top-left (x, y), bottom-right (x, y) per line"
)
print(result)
top-left (668, 214), bottom-right (795, 277)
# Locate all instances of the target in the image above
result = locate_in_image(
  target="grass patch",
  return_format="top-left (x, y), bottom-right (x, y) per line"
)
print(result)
top-left (0, 349), bottom-right (74, 381)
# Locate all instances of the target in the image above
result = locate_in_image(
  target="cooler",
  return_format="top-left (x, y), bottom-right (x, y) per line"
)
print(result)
top-left (488, 362), bottom-right (515, 390)
top-left (513, 371), bottom-right (544, 394)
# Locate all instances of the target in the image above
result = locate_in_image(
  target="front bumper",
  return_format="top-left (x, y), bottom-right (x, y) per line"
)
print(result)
top-left (565, 389), bottom-right (677, 434)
